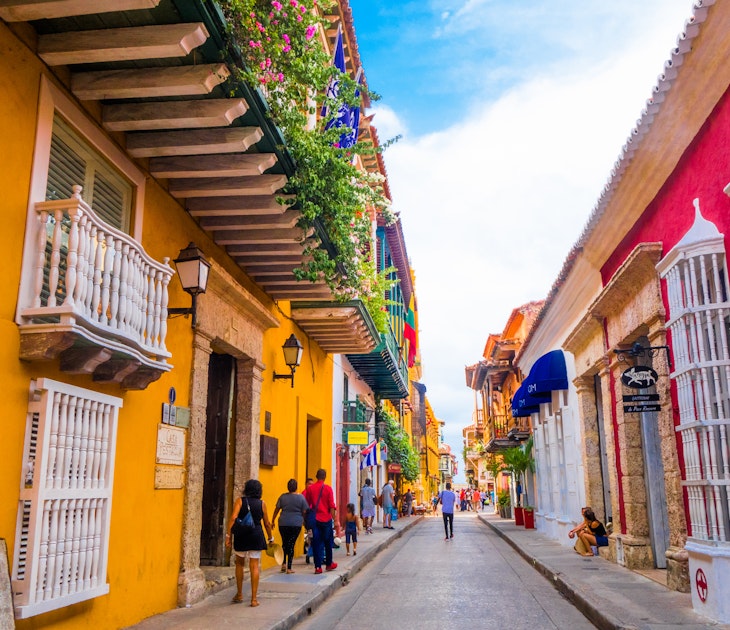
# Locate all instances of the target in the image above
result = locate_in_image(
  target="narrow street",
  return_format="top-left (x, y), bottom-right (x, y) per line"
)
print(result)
top-left (294, 512), bottom-right (595, 630)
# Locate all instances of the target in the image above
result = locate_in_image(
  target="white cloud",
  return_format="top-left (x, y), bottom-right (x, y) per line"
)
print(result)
top-left (377, 0), bottom-right (693, 472)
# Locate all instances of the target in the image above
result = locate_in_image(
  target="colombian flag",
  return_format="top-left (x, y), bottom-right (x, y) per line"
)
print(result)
top-left (403, 295), bottom-right (417, 367)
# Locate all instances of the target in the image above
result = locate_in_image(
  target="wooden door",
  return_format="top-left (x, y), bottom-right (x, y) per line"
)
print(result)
top-left (199, 353), bottom-right (235, 566)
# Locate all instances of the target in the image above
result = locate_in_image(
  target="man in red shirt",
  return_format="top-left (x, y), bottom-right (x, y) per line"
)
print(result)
top-left (303, 468), bottom-right (338, 574)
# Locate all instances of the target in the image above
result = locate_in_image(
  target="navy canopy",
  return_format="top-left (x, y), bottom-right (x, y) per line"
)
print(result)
top-left (511, 381), bottom-right (549, 417)
top-left (511, 350), bottom-right (568, 416)
top-left (526, 350), bottom-right (568, 397)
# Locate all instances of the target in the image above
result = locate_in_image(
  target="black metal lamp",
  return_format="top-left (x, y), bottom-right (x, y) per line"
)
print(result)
top-left (168, 242), bottom-right (211, 328)
top-left (273, 334), bottom-right (303, 387)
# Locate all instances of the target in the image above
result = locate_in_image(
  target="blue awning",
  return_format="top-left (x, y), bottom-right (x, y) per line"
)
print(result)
top-left (511, 350), bottom-right (568, 416)
top-left (511, 382), bottom-right (549, 417)
top-left (525, 350), bottom-right (568, 397)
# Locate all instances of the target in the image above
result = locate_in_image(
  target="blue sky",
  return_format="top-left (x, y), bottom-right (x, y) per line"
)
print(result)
top-left (348, 0), bottom-right (694, 480)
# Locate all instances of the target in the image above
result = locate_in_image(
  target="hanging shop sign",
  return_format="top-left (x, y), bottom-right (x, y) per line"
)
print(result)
top-left (387, 463), bottom-right (402, 473)
top-left (347, 431), bottom-right (370, 445)
top-left (621, 366), bottom-right (658, 389)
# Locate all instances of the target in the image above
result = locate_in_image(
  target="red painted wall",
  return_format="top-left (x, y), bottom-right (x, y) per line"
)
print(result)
top-left (599, 86), bottom-right (730, 537)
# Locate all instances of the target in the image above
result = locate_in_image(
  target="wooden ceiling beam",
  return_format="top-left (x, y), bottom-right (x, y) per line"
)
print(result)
top-left (198, 208), bottom-right (299, 231)
top-left (246, 266), bottom-right (300, 277)
top-left (187, 194), bottom-right (292, 216)
top-left (168, 174), bottom-right (287, 197)
top-left (38, 23), bottom-right (208, 65)
top-left (240, 256), bottom-right (306, 267)
top-left (213, 227), bottom-right (310, 245)
top-left (150, 152), bottom-right (276, 178)
top-left (72, 63), bottom-right (229, 101)
top-left (126, 126), bottom-right (261, 158)
top-left (226, 243), bottom-right (304, 256)
top-left (266, 288), bottom-right (333, 299)
top-left (102, 98), bottom-right (247, 132)
top-left (0, 0), bottom-right (160, 21)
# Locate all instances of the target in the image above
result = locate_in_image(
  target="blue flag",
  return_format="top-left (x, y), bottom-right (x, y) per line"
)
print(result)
top-left (322, 26), bottom-right (361, 149)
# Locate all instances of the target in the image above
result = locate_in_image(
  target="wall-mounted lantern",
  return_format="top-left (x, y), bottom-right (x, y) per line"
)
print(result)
top-left (168, 242), bottom-right (211, 328)
top-left (273, 334), bottom-right (303, 387)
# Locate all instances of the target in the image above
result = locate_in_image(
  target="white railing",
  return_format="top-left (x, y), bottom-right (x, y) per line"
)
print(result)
top-left (12, 379), bottom-right (122, 619)
top-left (658, 202), bottom-right (730, 543)
top-left (19, 186), bottom-right (173, 361)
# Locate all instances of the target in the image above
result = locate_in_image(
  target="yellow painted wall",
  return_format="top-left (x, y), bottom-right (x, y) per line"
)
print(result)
top-left (0, 20), bottom-right (335, 627)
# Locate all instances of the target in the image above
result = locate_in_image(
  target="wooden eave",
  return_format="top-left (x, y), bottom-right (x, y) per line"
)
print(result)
top-left (290, 300), bottom-right (379, 354)
top-left (10, 0), bottom-right (340, 303)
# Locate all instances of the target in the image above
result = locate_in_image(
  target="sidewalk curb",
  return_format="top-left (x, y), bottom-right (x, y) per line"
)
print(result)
top-left (268, 517), bottom-right (423, 630)
top-left (478, 515), bottom-right (633, 630)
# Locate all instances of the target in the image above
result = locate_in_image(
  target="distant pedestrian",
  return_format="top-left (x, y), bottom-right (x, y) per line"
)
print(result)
top-left (381, 479), bottom-right (395, 529)
top-left (431, 494), bottom-right (439, 516)
top-left (459, 488), bottom-right (467, 511)
top-left (344, 503), bottom-right (360, 555)
top-left (359, 478), bottom-right (377, 533)
top-left (226, 478), bottom-right (274, 607)
top-left (271, 478), bottom-right (309, 574)
top-left (439, 482), bottom-right (457, 540)
top-left (403, 488), bottom-right (413, 516)
top-left (472, 488), bottom-right (481, 512)
top-left (302, 469), bottom-right (338, 574)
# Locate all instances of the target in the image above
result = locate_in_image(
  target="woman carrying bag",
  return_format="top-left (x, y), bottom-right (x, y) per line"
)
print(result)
top-left (226, 479), bottom-right (273, 607)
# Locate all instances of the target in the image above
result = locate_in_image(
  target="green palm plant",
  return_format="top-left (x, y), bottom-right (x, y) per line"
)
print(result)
top-left (501, 436), bottom-right (535, 507)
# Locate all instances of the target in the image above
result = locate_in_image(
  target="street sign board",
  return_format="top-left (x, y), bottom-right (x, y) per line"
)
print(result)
top-left (623, 404), bottom-right (661, 413)
top-left (621, 366), bottom-right (658, 389)
top-left (347, 430), bottom-right (369, 445)
top-left (623, 394), bottom-right (660, 402)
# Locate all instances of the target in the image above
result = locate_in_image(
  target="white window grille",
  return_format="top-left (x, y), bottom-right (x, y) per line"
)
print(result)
top-left (657, 199), bottom-right (730, 543)
top-left (12, 379), bottom-right (122, 619)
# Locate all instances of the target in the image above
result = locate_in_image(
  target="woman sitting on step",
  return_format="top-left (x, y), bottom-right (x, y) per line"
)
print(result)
top-left (577, 508), bottom-right (608, 557)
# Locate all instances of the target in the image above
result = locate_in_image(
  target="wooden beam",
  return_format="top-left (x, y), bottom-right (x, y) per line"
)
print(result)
top-left (72, 63), bottom-right (229, 101)
top-left (39, 23), bottom-right (208, 65)
top-left (168, 174), bottom-right (287, 197)
top-left (227, 243), bottom-right (304, 256)
top-left (245, 265), bottom-right (301, 276)
top-left (103, 99), bottom-right (248, 132)
top-left (241, 256), bottom-right (306, 267)
top-left (187, 195), bottom-right (292, 216)
top-left (150, 153), bottom-right (276, 178)
top-left (0, 0), bottom-right (160, 21)
top-left (213, 227), bottom-right (310, 245)
top-left (126, 126), bottom-right (261, 158)
top-left (198, 208), bottom-right (299, 231)
top-left (266, 287), bottom-right (333, 299)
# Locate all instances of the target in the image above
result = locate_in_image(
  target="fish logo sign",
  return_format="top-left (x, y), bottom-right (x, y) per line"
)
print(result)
top-left (621, 366), bottom-right (658, 389)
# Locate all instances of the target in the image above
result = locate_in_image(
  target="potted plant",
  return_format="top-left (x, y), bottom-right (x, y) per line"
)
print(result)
top-left (523, 505), bottom-right (535, 529)
top-left (497, 490), bottom-right (511, 519)
top-left (502, 436), bottom-right (535, 526)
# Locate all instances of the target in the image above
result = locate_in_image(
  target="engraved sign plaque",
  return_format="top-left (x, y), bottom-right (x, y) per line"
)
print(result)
top-left (155, 465), bottom-right (185, 489)
top-left (156, 424), bottom-right (186, 465)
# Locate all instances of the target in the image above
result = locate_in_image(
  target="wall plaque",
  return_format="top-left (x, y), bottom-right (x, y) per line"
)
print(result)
top-left (155, 465), bottom-right (185, 489)
top-left (260, 435), bottom-right (278, 466)
top-left (156, 424), bottom-right (186, 465)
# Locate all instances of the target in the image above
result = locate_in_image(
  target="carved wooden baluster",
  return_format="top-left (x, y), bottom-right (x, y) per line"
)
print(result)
top-left (57, 499), bottom-right (71, 597)
top-left (69, 499), bottom-right (81, 594)
top-left (70, 397), bottom-right (84, 490)
top-left (91, 401), bottom-right (103, 489)
top-left (64, 209), bottom-right (81, 309)
top-left (91, 228), bottom-right (104, 323)
top-left (47, 392), bottom-right (61, 489)
top-left (90, 499), bottom-right (101, 588)
top-left (159, 263), bottom-right (171, 353)
top-left (118, 243), bottom-right (130, 333)
top-left (78, 399), bottom-right (90, 488)
top-left (99, 404), bottom-right (110, 487)
top-left (75, 215), bottom-right (89, 315)
top-left (100, 233), bottom-right (114, 326)
top-left (144, 264), bottom-right (154, 347)
top-left (127, 253), bottom-right (139, 337)
top-left (47, 209), bottom-right (64, 307)
top-left (85, 401), bottom-right (98, 490)
top-left (54, 394), bottom-right (69, 490)
top-left (32, 210), bottom-right (48, 308)
top-left (109, 240), bottom-right (122, 330)
top-left (45, 499), bottom-right (60, 601)
top-left (83, 224), bottom-right (96, 317)
top-left (61, 395), bottom-right (76, 489)
top-left (36, 500), bottom-right (51, 602)
top-left (77, 498), bottom-right (89, 591)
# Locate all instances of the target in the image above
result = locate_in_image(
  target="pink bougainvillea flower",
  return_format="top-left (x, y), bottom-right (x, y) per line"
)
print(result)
top-left (277, 72), bottom-right (285, 82)
top-left (283, 45), bottom-right (291, 52)
top-left (282, 33), bottom-right (290, 44)
top-left (271, 0), bottom-right (283, 10)
top-left (305, 25), bottom-right (316, 39)
top-left (297, 14), bottom-right (303, 21)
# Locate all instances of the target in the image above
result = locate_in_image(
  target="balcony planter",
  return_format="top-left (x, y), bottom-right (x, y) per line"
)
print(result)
top-left (524, 507), bottom-right (535, 529)
top-left (514, 506), bottom-right (524, 526)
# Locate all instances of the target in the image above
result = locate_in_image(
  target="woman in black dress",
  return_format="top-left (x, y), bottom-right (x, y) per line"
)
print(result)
top-left (225, 479), bottom-right (273, 606)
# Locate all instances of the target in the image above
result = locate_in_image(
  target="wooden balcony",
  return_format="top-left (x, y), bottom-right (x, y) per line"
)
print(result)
top-left (17, 188), bottom-right (173, 390)
top-left (290, 300), bottom-right (379, 355)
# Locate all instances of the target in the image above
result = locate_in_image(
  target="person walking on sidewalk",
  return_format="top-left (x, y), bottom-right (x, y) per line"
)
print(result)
top-left (302, 469), bottom-right (338, 574)
top-left (380, 479), bottom-right (395, 529)
top-left (272, 478), bottom-right (309, 574)
top-left (344, 503), bottom-right (360, 555)
top-left (226, 479), bottom-right (274, 607)
top-left (439, 482), bottom-right (457, 540)
top-left (359, 478), bottom-right (376, 533)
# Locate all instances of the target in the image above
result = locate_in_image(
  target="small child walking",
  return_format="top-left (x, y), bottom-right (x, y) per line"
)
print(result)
top-left (345, 503), bottom-right (360, 556)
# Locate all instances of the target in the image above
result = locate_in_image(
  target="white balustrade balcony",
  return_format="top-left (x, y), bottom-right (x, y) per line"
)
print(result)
top-left (17, 186), bottom-right (174, 389)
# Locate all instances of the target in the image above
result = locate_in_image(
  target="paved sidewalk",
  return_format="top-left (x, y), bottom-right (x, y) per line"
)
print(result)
top-left (479, 512), bottom-right (729, 630)
top-left (126, 516), bottom-right (422, 630)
